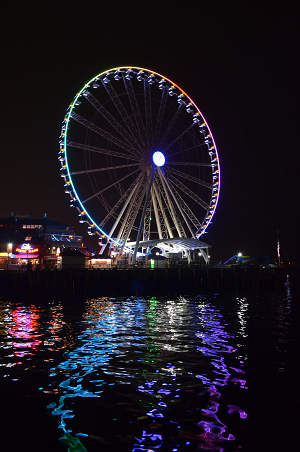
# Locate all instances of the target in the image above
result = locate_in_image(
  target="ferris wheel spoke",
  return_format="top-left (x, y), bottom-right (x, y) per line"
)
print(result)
top-left (167, 142), bottom-right (207, 158)
top-left (153, 87), bottom-right (168, 147)
top-left (152, 184), bottom-right (171, 239)
top-left (101, 79), bottom-right (144, 154)
top-left (162, 122), bottom-right (196, 152)
top-left (144, 80), bottom-right (153, 149)
top-left (165, 167), bottom-right (213, 189)
top-left (100, 172), bottom-right (146, 229)
top-left (70, 113), bottom-right (138, 157)
top-left (159, 171), bottom-right (196, 238)
top-left (116, 179), bottom-right (144, 244)
top-left (156, 171), bottom-right (184, 237)
top-left (143, 196), bottom-right (152, 242)
top-left (70, 163), bottom-right (139, 176)
top-left (151, 189), bottom-right (162, 239)
top-left (153, 178), bottom-right (175, 238)
top-left (161, 178), bottom-right (201, 231)
top-left (117, 172), bottom-right (149, 251)
top-left (164, 172), bottom-right (210, 211)
top-left (82, 168), bottom-right (141, 204)
top-left (167, 161), bottom-right (213, 167)
top-left (82, 90), bottom-right (142, 154)
top-left (67, 142), bottom-right (139, 161)
top-left (123, 76), bottom-right (147, 150)
top-left (97, 193), bottom-right (112, 213)
top-left (159, 104), bottom-right (184, 147)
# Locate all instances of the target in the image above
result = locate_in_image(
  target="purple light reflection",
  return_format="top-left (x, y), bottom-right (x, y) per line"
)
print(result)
top-left (195, 302), bottom-right (247, 449)
top-left (228, 404), bottom-right (248, 419)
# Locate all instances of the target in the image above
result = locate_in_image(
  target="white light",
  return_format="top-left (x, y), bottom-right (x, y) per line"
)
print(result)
top-left (152, 151), bottom-right (165, 167)
top-left (238, 253), bottom-right (242, 257)
top-left (156, 252), bottom-right (160, 256)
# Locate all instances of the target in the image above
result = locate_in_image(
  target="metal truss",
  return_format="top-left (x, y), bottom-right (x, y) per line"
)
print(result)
top-left (156, 170), bottom-right (186, 238)
top-left (123, 76), bottom-right (147, 149)
top-left (106, 171), bottom-right (146, 238)
top-left (100, 175), bottom-right (143, 228)
top-left (165, 183), bottom-right (201, 231)
top-left (96, 193), bottom-right (112, 214)
top-left (144, 79), bottom-right (153, 150)
top-left (153, 87), bottom-right (168, 147)
top-left (70, 114), bottom-right (138, 157)
top-left (167, 160), bottom-right (212, 167)
top-left (117, 171), bottom-right (149, 253)
top-left (101, 79), bottom-right (144, 154)
top-left (159, 103), bottom-right (184, 147)
top-left (82, 168), bottom-right (140, 204)
top-left (67, 141), bottom-right (138, 161)
top-left (164, 166), bottom-right (213, 189)
top-left (166, 173), bottom-right (210, 211)
top-left (143, 197), bottom-right (152, 242)
top-left (70, 162), bottom-right (138, 176)
top-left (158, 171), bottom-right (196, 238)
top-left (82, 90), bottom-right (144, 156)
top-left (152, 184), bottom-right (169, 239)
top-left (163, 122), bottom-right (196, 152)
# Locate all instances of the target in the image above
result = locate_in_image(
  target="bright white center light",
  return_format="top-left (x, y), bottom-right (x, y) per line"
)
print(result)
top-left (152, 151), bottom-right (165, 167)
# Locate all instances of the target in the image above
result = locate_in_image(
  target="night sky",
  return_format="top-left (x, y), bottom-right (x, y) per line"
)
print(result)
top-left (1, 1), bottom-right (299, 262)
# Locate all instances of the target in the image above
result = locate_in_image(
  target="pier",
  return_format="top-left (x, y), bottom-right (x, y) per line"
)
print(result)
top-left (0, 266), bottom-right (295, 300)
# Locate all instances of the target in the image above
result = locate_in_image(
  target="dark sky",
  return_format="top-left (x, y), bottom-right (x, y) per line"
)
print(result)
top-left (1, 0), bottom-right (299, 262)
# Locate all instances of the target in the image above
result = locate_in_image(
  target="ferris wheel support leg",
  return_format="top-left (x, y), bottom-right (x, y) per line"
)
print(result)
top-left (159, 169), bottom-right (196, 239)
top-left (157, 168), bottom-right (183, 238)
top-left (132, 168), bottom-right (156, 265)
top-left (199, 248), bottom-right (208, 264)
top-left (100, 243), bottom-right (106, 254)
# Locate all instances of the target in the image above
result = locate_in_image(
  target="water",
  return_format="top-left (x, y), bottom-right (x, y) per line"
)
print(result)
top-left (0, 288), bottom-right (299, 451)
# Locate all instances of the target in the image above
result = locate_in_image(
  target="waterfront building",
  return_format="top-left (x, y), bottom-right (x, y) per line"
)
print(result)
top-left (0, 213), bottom-right (86, 269)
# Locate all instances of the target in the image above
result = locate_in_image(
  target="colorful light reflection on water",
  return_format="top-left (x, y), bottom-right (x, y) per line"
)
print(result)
top-left (0, 291), bottom-right (296, 451)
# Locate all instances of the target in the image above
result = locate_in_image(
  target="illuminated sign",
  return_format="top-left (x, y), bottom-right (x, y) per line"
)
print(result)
top-left (15, 243), bottom-right (39, 254)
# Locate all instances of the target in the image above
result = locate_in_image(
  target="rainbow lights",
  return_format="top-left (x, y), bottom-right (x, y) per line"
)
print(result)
top-left (60, 67), bottom-right (220, 245)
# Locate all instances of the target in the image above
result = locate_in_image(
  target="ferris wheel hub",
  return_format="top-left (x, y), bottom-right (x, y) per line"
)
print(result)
top-left (152, 151), bottom-right (165, 167)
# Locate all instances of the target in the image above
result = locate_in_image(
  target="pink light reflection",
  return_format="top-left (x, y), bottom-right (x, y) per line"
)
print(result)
top-left (9, 304), bottom-right (42, 357)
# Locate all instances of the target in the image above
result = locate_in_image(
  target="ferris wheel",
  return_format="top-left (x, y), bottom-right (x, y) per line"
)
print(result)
top-left (59, 67), bottom-right (220, 262)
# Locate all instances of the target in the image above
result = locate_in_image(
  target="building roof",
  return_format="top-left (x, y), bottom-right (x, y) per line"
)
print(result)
top-left (90, 254), bottom-right (112, 259)
top-left (126, 237), bottom-right (211, 253)
top-left (0, 217), bottom-right (73, 229)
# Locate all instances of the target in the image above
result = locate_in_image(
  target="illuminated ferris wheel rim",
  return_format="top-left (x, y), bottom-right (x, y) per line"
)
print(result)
top-left (59, 66), bottom-right (220, 250)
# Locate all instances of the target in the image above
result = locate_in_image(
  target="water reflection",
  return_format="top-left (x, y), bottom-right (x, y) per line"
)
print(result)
top-left (0, 296), bottom-right (253, 451)
top-left (45, 303), bottom-right (74, 352)
top-left (193, 300), bottom-right (240, 450)
top-left (275, 285), bottom-right (292, 373)
top-left (47, 298), bottom-right (146, 439)
top-left (0, 303), bottom-right (43, 374)
top-left (0, 301), bottom-right (73, 376)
